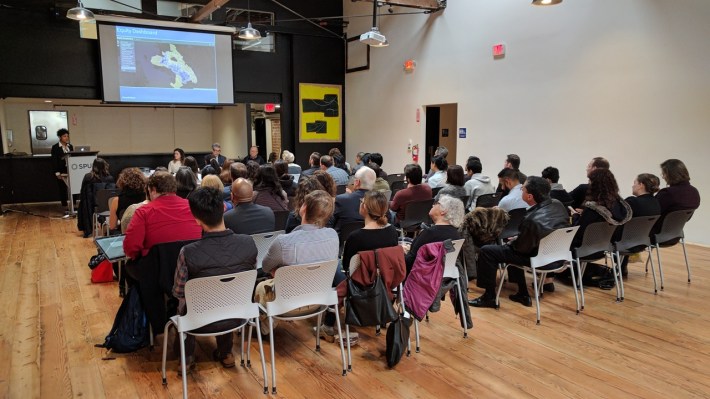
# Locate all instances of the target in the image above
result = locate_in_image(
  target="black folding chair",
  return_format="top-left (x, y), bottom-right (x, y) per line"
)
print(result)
top-left (571, 222), bottom-right (619, 306)
top-left (651, 210), bottom-right (695, 288)
top-left (613, 215), bottom-right (660, 296)
top-left (399, 199), bottom-right (435, 236)
top-left (476, 193), bottom-right (503, 208)
top-left (273, 210), bottom-right (290, 231)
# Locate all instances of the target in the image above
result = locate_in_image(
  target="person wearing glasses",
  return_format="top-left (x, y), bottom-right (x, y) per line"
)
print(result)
top-left (403, 194), bottom-right (463, 274)
top-left (204, 143), bottom-right (226, 167)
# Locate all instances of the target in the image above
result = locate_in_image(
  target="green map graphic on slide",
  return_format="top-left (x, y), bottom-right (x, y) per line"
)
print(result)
top-left (150, 44), bottom-right (198, 89)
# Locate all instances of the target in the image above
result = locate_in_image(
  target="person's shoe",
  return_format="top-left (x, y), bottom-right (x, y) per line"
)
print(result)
top-left (543, 283), bottom-right (555, 293)
top-left (213, 350), bottom-right (235, 368)
top-left (509, 293), bottom-right (532, 307)
top-left (468, 295), bottom-right (497, 308)
top-left (176, 355), bottom-right (196, 377)
top-left (429, 297), bottom-right (442, 312)
top-left (312, 324), bottom-right (336, 343)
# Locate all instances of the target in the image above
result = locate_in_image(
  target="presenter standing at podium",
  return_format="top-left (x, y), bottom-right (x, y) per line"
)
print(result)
top-left (51, 128), bottom-right (73, 209)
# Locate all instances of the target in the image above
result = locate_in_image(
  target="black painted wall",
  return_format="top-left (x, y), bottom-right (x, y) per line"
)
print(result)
top-left (0, 0), bottom-right (345, 174)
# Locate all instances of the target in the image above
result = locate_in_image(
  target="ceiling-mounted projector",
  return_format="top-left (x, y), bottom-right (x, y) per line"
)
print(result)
top-left (360, 28), bottom-right (387, 46)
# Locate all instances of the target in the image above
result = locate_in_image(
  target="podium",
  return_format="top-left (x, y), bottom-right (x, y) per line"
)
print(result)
top-left (62, 151), bottom-right (98, 214)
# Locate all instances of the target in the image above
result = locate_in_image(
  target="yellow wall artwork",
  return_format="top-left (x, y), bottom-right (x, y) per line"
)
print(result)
top-left (298, 83), bottom-right (342, 143)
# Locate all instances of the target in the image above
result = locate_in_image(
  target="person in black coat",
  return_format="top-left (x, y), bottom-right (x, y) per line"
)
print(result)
top-left (77, 158), bottom-right (115, 238)
top-left (50, 128), bottom-right (73, 207)
top-left (203, 143), bottom-right (226, 167)
top-left (242, 145), bottom-right (265, 165)
top-left (224, 178), bottom-right (275, 235)
top-left (626, 173), bottom-right (661, 217)
top-left (619, 173), bottom-right (661, 276)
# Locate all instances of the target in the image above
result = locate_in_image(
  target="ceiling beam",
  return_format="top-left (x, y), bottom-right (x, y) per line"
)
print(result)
top-left (191, 0), bottom-right (230, 22)
top-left (354, 0), bottom-right (444, 12)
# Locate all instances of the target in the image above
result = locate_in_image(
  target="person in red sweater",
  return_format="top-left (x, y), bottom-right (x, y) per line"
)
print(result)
top-left (123, 171), bottom-right (202, 260)
top-left (390, 163), bottom-right (432, 223)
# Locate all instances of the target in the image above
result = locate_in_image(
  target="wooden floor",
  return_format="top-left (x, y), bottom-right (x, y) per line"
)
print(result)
top-left (1, 204), bottom-right (710, 398)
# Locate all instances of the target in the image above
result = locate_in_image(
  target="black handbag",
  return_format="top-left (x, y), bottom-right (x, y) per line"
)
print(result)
top-left (345, 250), bottom-right (398, 327)
top-left (345, 273), bottom-right (398, 327)
top-left (386, 312), bottom-right (412, 368)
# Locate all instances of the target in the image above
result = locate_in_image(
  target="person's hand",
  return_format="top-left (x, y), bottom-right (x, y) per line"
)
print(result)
top-left (55, 173), bottom-right (63, 180)
top-left (400, 242), bottom-right (411, 253)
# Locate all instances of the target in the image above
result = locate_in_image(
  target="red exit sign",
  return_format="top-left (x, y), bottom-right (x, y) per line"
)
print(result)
top-left (264, 103), bottom-right (276, 112)
top-left (492, 43), bottom-right (506, 59)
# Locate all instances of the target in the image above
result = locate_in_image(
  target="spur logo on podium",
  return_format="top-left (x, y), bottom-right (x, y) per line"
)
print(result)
top-left (71, 163), bottom-right (92, 170)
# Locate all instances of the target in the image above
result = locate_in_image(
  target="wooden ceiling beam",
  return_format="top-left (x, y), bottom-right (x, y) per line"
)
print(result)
top-left (190, 0), bottom-right (230, 22)
top-left (354, 0), bottom-right (444, 12)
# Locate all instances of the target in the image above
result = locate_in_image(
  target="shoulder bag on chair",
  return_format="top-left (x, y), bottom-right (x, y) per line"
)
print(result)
top-left (345, 249), bottom-right (398, 327)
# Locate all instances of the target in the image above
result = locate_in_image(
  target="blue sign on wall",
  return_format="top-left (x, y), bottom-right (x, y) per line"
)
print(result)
top-left (459, 128), bottom-right (467, 138)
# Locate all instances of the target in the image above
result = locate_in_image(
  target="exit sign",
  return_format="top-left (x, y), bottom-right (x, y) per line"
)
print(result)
top-left (492, 43), bottom-right (506, 59)
top-left (264, 103), bottom-right (276, 112)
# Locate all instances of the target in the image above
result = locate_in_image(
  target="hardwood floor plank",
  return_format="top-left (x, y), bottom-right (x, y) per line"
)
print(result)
top-left (2, 204), bottom-right (710, 399)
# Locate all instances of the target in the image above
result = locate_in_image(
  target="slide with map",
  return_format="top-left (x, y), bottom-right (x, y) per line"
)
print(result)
top-left (98, 23), bottom-right (234, 104)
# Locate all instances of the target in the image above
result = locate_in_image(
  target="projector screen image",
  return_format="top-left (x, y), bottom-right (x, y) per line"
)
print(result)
top-left (98, 23), bottom-right (234, 104)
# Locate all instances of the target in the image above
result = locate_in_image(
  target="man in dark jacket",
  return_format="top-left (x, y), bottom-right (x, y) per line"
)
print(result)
top-left (469, 176), bottom-right (569, 308)
top-left (50, 128), bottom-right (73, 207)
top-left (172, 187), bottom-right (257, 371)
top-left (224, 178), bottom-right (275, 235)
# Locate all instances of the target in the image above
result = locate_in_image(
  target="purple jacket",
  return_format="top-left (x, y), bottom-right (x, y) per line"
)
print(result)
top-left (403, 241), bottom-right (446, 321)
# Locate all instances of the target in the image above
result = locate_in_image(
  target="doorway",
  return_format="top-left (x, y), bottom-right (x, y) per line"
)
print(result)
top-left (424, 103), bottom-right (457, 172)
top-left (248, 104), bottom-right (281, 163)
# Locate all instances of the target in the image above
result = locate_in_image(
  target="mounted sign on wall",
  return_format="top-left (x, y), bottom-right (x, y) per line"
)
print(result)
top-left (493, 42), bottom-right (506, 59)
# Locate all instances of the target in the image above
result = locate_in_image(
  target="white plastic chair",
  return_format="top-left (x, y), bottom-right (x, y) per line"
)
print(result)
top-left (260, 260), bottom-right (346, 394)
top-left (411, 239), bottom-right (466, 353)
top-left (496, 226), bottom-right (580, 325)
top-left (251, 231), bottom-right (285, 269)
top-left (160, 270), bottom-right (267, 398)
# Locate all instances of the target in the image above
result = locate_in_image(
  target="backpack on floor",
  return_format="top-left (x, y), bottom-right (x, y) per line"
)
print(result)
top-left (99, 286), bottom-right (149, 353)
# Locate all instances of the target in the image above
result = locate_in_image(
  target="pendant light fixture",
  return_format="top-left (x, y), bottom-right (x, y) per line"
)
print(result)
top-left (66, 0), bottom-right (95, 21)
top-left (238, 0), bottom-right (262, 40)
top-left (532, 0), bottom-right (563, 5)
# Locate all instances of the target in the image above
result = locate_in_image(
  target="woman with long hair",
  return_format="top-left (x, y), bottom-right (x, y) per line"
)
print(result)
top-left (274, 159), bottom-right (296, 197)
top-left (284, 177), bottom-right (325, 233)
top-left (168, 148), bottom-right (185, 174)
top-left (77, 158), bottom-right (115, 238)
top-left (109, 167), bottom-right (146, 232)
top-left (253, 164), bottom-right (289, 212)
top-left (572, 168), bottom-right (631, 249)
top-left (175, 167), bottom-right (198, 199)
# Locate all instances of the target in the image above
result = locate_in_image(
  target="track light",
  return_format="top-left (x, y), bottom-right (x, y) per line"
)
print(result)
top-left (66, 0), bottom-right (95, 21)
top-left (532, 0), bottom-right (563, 5)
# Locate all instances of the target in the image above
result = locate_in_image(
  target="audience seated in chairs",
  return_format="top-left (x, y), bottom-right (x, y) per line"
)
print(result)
top-left (330, 166), bottom-right (376, 232)
top-left (655, 158), bottom-right (701, 224)
top-left (570, 157), bottom-right (610, 209)
top-left (254, 190), bottom-right (340, 335)
top-left (300, 152), bottom-right (321, 180)
top-left (312, 170), bottom-right (337, 198)
top-left (571, 169), bottom-right (632, 249)
top-left (175, 167), bottom-right (197, 199)
top-left (224, 178), bottom-right (275, 235)
top-left (470, 176), bottom-right (569, 309)
top-left (77, 157), bottom-right (115, 238)
top-left (463, 158), bottom-right (495, 210)
top-left (369, 162), bottom-right (390, 192)
top-left (321, 155), bottom-right (349, 186)
top-left (274, 159), bottom-right (296, 197)
top-left (282, 150), bottom-right (301, 175)
top-left (404, 194), bottom-right (464, 275)
top-left (496, 168), bottom-right (528, 213)
top-left (320, 190), bottom-right (400, 345)
top-left (171, 187), bottom-right (258, 373)
top-left (437, 165), bottom-right (467, 199)
top-left (618, 173), bottom-right (661, 276)
top-left (123, 171), bottom-right (202, 261)
top-left (426, 156), bottom-right (448, 189)
top-left (253, 165), bottom-right (289, 212)
top-left (285, 177), bottom-right (326, 233)
top-left (200, 175), bottom-right (232, 211)
top-left (390, 164), bottom-right (432, 223)
top-left (542, 166), bottom-right (573, 205)
top-left (109, 167), bottom-right (146, 234)
top-left (368, 152), bottom-right (387, 179)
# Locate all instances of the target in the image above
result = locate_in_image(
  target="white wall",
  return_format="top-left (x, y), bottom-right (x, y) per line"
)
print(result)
top-left (344, 0), bottom-right (710, 245)
top-left (212, 104), bottom-right (248, 160)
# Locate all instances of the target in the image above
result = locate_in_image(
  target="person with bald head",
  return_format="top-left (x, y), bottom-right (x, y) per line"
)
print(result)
top-left (223, 178), bottom-right (275, 235)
